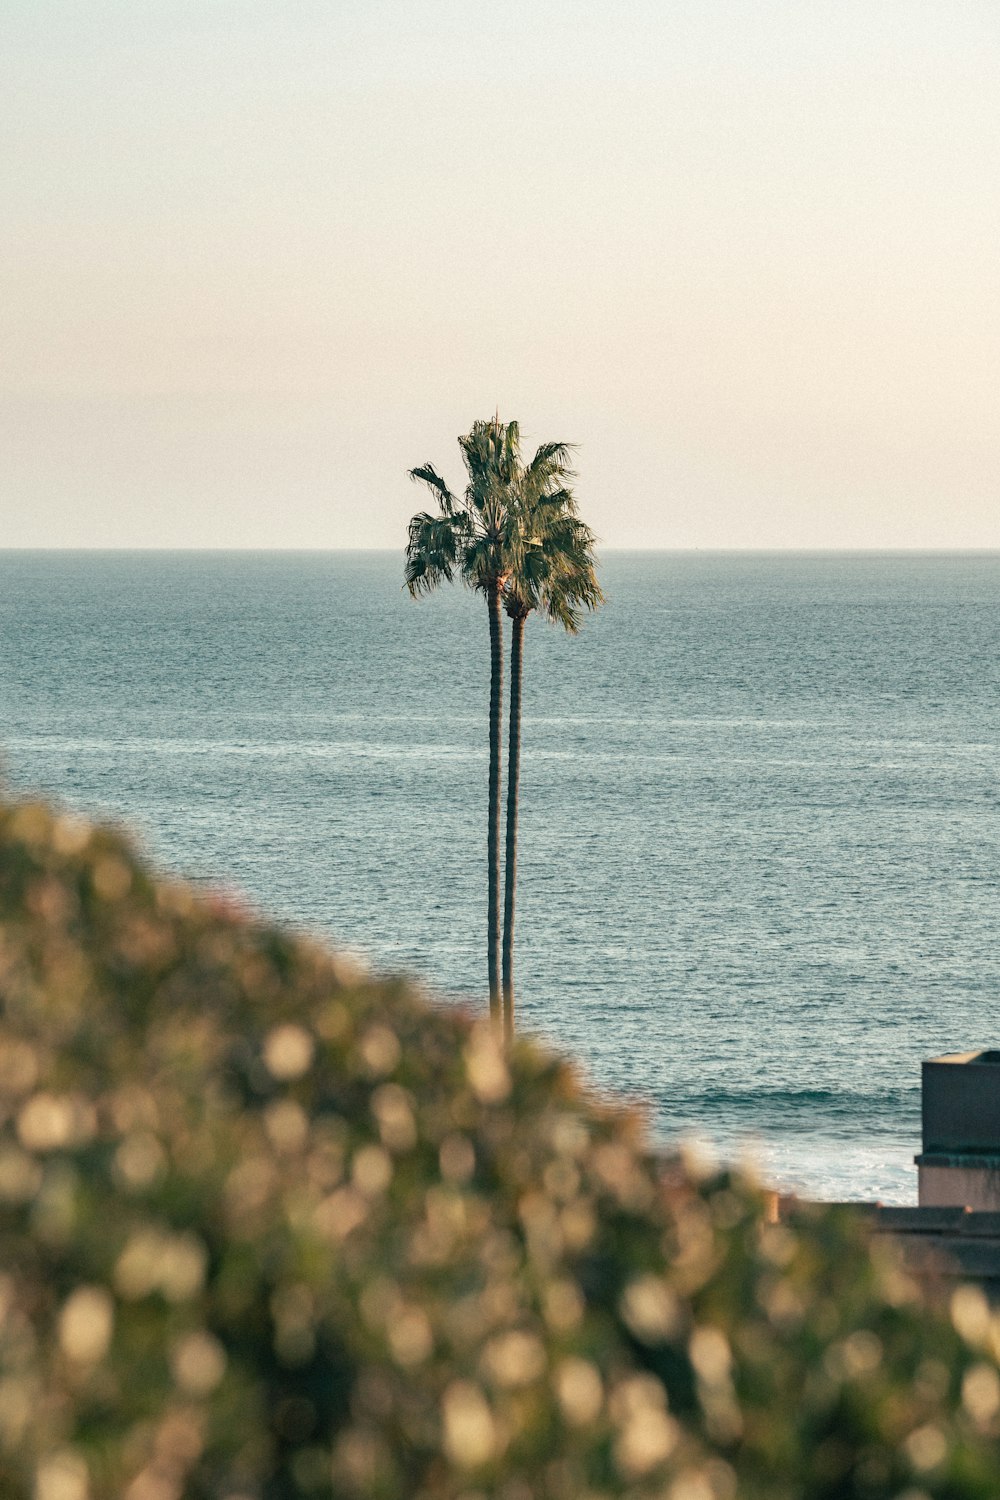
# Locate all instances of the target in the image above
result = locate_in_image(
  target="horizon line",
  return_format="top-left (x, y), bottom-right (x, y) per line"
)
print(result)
top-left (2, 546), bottom-right (999, 560)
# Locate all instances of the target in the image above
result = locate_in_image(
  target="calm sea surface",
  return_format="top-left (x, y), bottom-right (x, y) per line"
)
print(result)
top-left (2, 551), bottom-right (998, 1203)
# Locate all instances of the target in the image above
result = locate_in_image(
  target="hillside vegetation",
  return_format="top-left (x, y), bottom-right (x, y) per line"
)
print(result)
top-left (1, 797), bottom-right (999, 1499)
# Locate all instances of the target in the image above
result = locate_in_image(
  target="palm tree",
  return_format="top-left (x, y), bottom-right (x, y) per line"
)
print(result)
top-left (405, 418), bottom-right (522, 1030)
top-left (500, 453), bottom-right (604, 1043)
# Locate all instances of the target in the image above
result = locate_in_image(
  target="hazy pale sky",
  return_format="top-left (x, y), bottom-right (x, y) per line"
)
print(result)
top-left (3, 0), bottom-right (999, 548)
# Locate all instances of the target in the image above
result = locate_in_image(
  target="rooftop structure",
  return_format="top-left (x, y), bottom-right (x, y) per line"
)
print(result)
top-left (772, 1051), bottom-right (1000, 1295)
top-left (917, 1050), bottom-right (1000, 1212)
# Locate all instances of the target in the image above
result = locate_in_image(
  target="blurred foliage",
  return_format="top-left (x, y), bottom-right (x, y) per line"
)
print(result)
top-left (1, 797), bottom-right (1000, 1499)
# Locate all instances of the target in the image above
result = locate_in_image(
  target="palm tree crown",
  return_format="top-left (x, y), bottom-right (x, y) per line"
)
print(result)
top-left (504, 468), bottom-right (605, 627)
top-left (405, 418), bottom-right (523, 600)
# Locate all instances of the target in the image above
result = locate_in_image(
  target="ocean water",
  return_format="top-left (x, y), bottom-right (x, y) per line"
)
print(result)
top-left (2, 550), bottom-right (998, 1204)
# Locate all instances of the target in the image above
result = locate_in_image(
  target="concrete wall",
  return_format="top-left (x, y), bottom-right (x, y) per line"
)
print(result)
top-left (918, 1161), bottom-right (1000, 1212)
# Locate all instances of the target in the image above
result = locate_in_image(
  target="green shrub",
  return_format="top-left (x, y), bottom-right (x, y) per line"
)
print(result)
top-left (0, 796), bottom-right (999, 1499)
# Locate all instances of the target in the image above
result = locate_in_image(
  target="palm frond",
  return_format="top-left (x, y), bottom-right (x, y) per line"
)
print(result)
top-left (526, 440), bottom-right (576, 481)
top-left (404, 510), bottom-right (463, 597)
top-left (408, 464), bottom-right (457, 516)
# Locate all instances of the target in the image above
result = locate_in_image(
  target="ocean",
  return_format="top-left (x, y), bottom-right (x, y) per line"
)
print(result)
top-left (2, 549), bottom-right (997, 1203)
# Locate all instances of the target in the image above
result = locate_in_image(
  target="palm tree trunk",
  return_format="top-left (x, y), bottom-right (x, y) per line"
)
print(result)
top-left (502, 610), bottom-right (525, 1045)
top-left (486, 581), bottom-right (503, 1030)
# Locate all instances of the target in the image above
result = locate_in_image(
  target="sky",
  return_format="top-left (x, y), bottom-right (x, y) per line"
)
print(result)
top-left (2, 0), bottom-right (999, 549)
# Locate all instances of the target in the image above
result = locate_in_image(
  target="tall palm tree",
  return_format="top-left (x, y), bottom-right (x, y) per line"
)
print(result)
top-left (501, 455), bottom-right (604, 1044)
top-left (405, 418), bottom-right (522, 1030)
